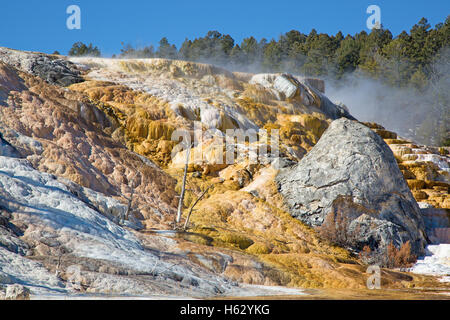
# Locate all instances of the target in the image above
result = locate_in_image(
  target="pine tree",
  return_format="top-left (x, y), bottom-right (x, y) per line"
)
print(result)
top-left (263, 39), bottom-right (283, 71)
top-left (409, 18), bottom-right (431, 66)
top-left (380, 35), bottom-right (413, 86)
top-left (302, 32), bottom-right (335, 76)
top-left (157, 38), bottom-right (177, 59)
top-left (68, 42), bottom-right (101, 57)
top-left (240, 36), bottom-right (260, 65)
top-left (334, 35), bottom-right (360, 77)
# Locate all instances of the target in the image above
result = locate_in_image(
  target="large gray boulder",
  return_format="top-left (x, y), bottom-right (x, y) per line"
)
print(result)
top-left (276, 118), bottom-right (428, 258)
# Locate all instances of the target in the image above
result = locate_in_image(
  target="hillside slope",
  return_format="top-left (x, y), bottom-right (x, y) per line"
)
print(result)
top-left (0, 47), bottom-right (448, 298)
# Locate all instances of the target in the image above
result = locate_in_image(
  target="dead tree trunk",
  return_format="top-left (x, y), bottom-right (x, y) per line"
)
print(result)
top-left (175, 145), bottom-right (191, 227)
top-left (125, 187), bottom-right (134, 221)
top-left (183, 184), bottom-right (213, 231)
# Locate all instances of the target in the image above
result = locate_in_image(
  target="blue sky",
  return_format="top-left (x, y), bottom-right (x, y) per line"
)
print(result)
top-left (1, 0), bottom-right (448, 56)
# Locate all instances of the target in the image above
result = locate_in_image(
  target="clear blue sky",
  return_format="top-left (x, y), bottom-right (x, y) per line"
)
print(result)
top-left (1, 0), bottom-right (448, 56)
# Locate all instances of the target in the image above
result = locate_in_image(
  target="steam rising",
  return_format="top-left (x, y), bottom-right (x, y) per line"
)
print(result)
top-left (326, 49), bottom-right (449, 145)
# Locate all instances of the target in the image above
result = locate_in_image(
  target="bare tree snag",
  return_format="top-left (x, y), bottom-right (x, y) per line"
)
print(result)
top-left (175, 144), bottom-right (191, 227)
top-left (183, 184), bottom-right (213, 231)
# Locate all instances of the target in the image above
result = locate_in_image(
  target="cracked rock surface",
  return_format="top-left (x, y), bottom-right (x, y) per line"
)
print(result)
top-left (277, 118), bottom-right (428, 258)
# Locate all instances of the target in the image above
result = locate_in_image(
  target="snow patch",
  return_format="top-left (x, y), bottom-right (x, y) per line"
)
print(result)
top-left (410, 244), bottom-right (450, 282)
top-left (0, 247), bottom-right (65, 295)
top-left (416, 154), bottom-right (450, 172)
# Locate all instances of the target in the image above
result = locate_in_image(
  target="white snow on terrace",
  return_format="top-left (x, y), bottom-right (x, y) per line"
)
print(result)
top-left (416, 154), bottom-right (450, 172)
top-left (0, 156), bottom-right (196, 278)
top-left (69, 57), bottom-right (257, 131)
top-left (0, 247), bottom-right (66, 295)
top-left (410, 244), bottom-right (450, 282)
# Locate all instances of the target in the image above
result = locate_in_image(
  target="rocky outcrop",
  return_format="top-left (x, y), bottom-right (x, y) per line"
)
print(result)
top-left (0, 47), bottom-right (83, 86)
top-left (30, 56), bottom-right (83, 87)
top-left (276, 118), bottom-right (428, 258)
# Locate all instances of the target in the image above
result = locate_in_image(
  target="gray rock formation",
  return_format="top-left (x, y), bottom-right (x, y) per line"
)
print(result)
top-left (0, 47), bottom-right (83, 86)
top-left (276, 118), bottom-right (428, 258)
top-left (31, 56), bottom-right (83, 86)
